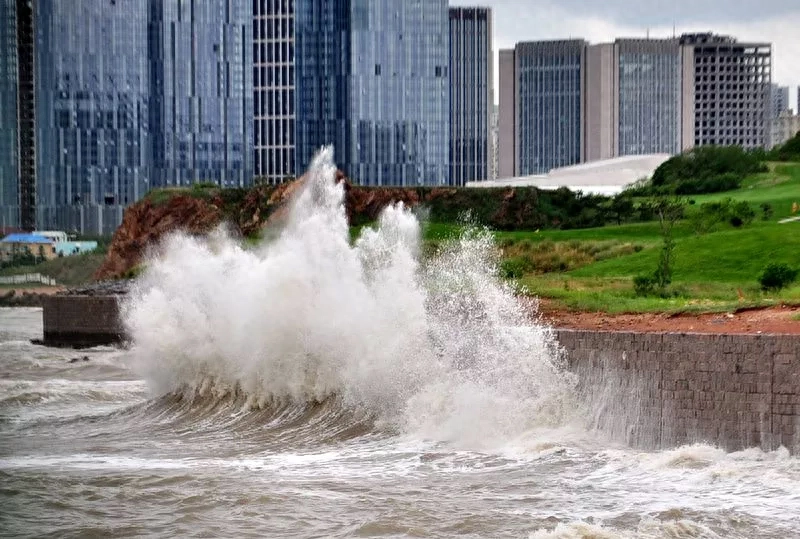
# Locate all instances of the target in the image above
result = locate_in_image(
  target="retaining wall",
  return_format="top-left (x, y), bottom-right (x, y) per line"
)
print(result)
top-left (41, 295), bottom-right (124, 348)
top-left (556, 329), bottom-right (800, 453)
top-left (37, 295), bottom-right (800, 451)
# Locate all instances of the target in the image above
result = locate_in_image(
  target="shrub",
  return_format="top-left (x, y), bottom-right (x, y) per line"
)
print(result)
top-left (760, 203), bottom-right (774, 221)
top-left (759, 263), bottom-right (798, 291)
top-left (633, 274), bottom-right (656, 296)
top-left (500, 257), bottom-right (530, 279)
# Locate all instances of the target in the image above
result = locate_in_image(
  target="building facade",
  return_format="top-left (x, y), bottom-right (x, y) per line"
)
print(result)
top-left (514, 40), bottom-right (586, 176)
top-left (615, 38), bottom-right (682, 156)
top-left (497, 48), bottom-right (516, 178)
top-left (296, 0), bottom-right (450, 186)
top-left (679, 33), bottom-right (771, 150)
top-left (769, 110), bottom-right (800, 149)
top-left (253, 0), bottom-right (295, 184)
top-left (449, 6), bottom-right (492, 186)
top-left (149, 0), bottom-right (253, 189)
top-left (35, 0), bottom-right (151, 235)
top-left (0, 0), bottom-right (19, 230)
top-left (770, 84), bottom-right (789, 118)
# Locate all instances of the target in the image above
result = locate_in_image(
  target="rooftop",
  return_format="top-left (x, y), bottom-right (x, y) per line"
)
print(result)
top-left (1, 233), bottom-right (55, 244)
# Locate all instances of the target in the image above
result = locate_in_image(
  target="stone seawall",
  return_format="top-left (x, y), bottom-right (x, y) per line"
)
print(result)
top-left (556, 329), bottom-right (800, 453)
top-left (37, 295), bottom-right (800, 451)
top-left (41, 295), bottom-right (124, 348)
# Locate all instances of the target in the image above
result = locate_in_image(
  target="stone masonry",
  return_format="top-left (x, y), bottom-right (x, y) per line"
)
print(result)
top-left (557, 329), bottom-right (800, 453)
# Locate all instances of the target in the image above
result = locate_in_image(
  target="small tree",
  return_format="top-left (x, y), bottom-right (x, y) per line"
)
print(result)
top-left (635, 197), bottom-right (684, 296)
top-left (759, 263), bottom-right (798, 292)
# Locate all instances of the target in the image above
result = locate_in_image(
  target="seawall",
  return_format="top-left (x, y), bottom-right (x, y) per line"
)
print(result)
top-left (41, 295), bottom-right (124, 348)
top-left (38, 296), bottom-right (799, 452)
top-left (556, 329), bottom-right (800, 453)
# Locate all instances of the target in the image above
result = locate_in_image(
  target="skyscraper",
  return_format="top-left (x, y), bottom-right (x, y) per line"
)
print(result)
top-left (0, 0), bottom-right (19, 230)
top-left (770, 84), bottom-right (789, 117)
top-left (514, 40), bottom-right (586, 176)
top-left (149, 0), bottom-right (253, 189)
top-left (449, 6), bottom-right (492, 186)
top-left (497, 48), bottom-right (515, 178)
top-left (35, 0), bottom-right (151, 234)
top-left (679, 33), bottom-right (771, 149)
top-left (253, 0), bottom-right (295, 183)
top-left (615, 38), bottom-right (682, 156)
top-left (295, 0), bottom-right (450, 186)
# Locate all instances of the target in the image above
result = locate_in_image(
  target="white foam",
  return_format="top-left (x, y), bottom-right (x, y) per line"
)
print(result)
top-left (123, 147), bottom-right (576, 448)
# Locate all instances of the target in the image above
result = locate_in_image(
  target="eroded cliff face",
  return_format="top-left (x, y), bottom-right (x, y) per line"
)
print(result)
top-left (95, 171), bottom-right (537, 281)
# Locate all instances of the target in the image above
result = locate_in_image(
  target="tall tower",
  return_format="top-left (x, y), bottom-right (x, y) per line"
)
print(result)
top-left (295, 0), bottom-right (450, 186)
top-left (449, 6), bottom-right (492, 186)
top-left (253, 0), bottom-right (295, 184)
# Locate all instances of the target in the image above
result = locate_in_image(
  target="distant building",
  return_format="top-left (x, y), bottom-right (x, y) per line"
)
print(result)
top-left (514, 40), bottom-right (587, 176)
top-left (149, 0), bottom-right (253, 189)
top-left (770, 84), bottom-right (790, 118)
top-left (0, 0), bottom-right (35, 232)
top-left (679, 33), bottom-right (771, 150)
top-left (449, 6), bottom-right (493, 185)
top-left (769, 110), bottom-right (800, 149)
top-left (497, 48), bottom-right (516, 178)
top-left (295, 0), bottom-right (450, 186)
top-left (253, 0), bottom-right (296, 184)
top-left (0, 233), bottom-right (57, 262)
top-left (34, 0), bottom-right (151, 235)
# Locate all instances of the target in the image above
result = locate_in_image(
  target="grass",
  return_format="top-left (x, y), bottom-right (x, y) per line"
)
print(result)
top-left (0, 253), bottom-right (106, 286)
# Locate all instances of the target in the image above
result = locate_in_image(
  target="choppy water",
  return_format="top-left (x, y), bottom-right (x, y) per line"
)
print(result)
top-left (3, 150), bottom-right (800, 538)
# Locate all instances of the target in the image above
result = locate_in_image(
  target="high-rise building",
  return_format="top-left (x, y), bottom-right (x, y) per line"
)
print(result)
top-left (679, 33), bottom-right (771, 150)
top-left (769, 110), bottom-right (800, 148)
top-left (0, 0), bottom-right (20, 230)
top-left (449, 6), bottom-right (492, 186)
top-left (35, 0), bottom-right (151, 235)
top-left (0, 0), bottom-right (35, 231)
top-left (615, 38), bottom-right (682, 156)
top-left (295, 0), bottom-right (450, 186)
top-left (253, 0), bottom-right (295, 183)
top-left (149, 0), bottom-right (253, 189)
top-left (497, 48), bottom-right (516, 178)
top-left (514, 40), bottom-right (586, 176)
top-left (770, 84), bottom-right (789, 118)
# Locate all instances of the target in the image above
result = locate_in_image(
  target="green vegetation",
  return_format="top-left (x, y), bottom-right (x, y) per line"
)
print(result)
top-left (627, 146), bottom-right (767, 196)
top-left (759, 263), bottom-right (799, 292)
top-left (0, 253), bottom-right (105, 286)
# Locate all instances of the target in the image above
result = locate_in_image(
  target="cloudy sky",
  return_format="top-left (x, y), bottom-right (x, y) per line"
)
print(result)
top-left (451, 0), bottom-right (800, 110)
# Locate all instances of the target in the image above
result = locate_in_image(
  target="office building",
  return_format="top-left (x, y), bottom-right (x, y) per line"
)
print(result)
top-left (35, 0), bottom-right (151, 234)
top-left (0, 0), bottom-right (19, 230)
top-left (449, 6), bottom-right (492, 185)
top-left (679, 33), bottom-right (771, 150)
top-left (771, 84), bottom-right (789, 118)
top-left (253, 0), bottom-right (295, 183)
top-left (295, 0), bottom-right (450, 186)
top-left (0, 0), bottom-right (35, 231)
top-left (149, 0), bottom-right (253, 189)
top-left (769, 110), bottom-right (800, 148)
top-left (514, 40), bottom-right (586, 176)
top-left (497, 48), bottom-right (516, 178)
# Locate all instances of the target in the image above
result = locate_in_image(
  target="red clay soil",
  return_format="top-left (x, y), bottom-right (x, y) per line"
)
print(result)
top-left (537, 300), bottom-right (800, 335)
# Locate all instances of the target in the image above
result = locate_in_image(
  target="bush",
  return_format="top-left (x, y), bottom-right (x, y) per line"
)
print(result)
top-left (633, 275), bottom-right (656, 296)
top-left (758, 263), bottom-right (798, 291)
top-left (500, 257), bottom-right (530, 279)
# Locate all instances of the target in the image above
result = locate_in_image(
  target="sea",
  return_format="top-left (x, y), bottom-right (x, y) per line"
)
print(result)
top-left (2, 149), bottom-right (799, 538)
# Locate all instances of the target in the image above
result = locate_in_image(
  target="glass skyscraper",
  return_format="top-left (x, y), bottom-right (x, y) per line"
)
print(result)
top-left (296, 0), bottom-right (450, 186)
top-left (617, 39), bottom-right (681, 156)
top-left (35, 0), bottom-right (151, 234)
top-left (149, 0), bottom-right (253, 188)
top-left (515, 40), bottom-right (585, 175)
top-left (0, 0), bottom-right (19, 229)
top-left (449, 6), bottom-right (492, 186)
top-left (253, 0), bottom-right (295, 183)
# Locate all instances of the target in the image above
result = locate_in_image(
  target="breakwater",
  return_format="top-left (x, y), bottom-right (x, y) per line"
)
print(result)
top-left (557, 329), bottom-right (800, 453)
top-left (38, 295), bottom-right (799, 452)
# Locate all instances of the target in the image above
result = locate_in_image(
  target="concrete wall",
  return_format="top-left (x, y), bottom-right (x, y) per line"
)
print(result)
top-left (497, 49), bottom-right (516, 178)
top-left (557, 329), bottom-right (800, 453)
top-left (584, 43), bottom-right (616, 162)
top-left (41, 295), bottom-right (124, 348)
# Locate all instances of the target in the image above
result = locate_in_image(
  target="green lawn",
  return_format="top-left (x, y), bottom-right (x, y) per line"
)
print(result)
top-left (0, 253), bottom-right (105, 286)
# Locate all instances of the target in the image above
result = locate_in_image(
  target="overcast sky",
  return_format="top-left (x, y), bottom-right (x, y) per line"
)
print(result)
top-left (451, 0), bottom-right (800, 110)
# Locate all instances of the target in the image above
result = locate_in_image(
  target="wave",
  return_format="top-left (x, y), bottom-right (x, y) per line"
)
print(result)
top-left (123, 147), bottom-right (577, 448)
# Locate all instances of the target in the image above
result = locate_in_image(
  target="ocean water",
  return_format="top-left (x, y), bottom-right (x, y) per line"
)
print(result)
top-left (2, 149), bottom-right (799, 538)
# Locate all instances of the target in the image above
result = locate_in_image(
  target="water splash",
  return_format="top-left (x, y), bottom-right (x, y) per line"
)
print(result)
top-left (123, 147), bottom-right (576, 446)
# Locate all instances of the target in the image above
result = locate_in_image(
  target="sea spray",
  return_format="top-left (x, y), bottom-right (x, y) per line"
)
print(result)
top-left (123, 147), bottom-right (577, 445)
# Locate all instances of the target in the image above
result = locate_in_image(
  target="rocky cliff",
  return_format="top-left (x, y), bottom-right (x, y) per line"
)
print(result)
top-left (94, 173), bottom-right (603, 281)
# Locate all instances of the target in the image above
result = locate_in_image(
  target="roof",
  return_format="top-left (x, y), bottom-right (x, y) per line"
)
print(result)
top-left (1, 233), bottom-right (54, 244)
